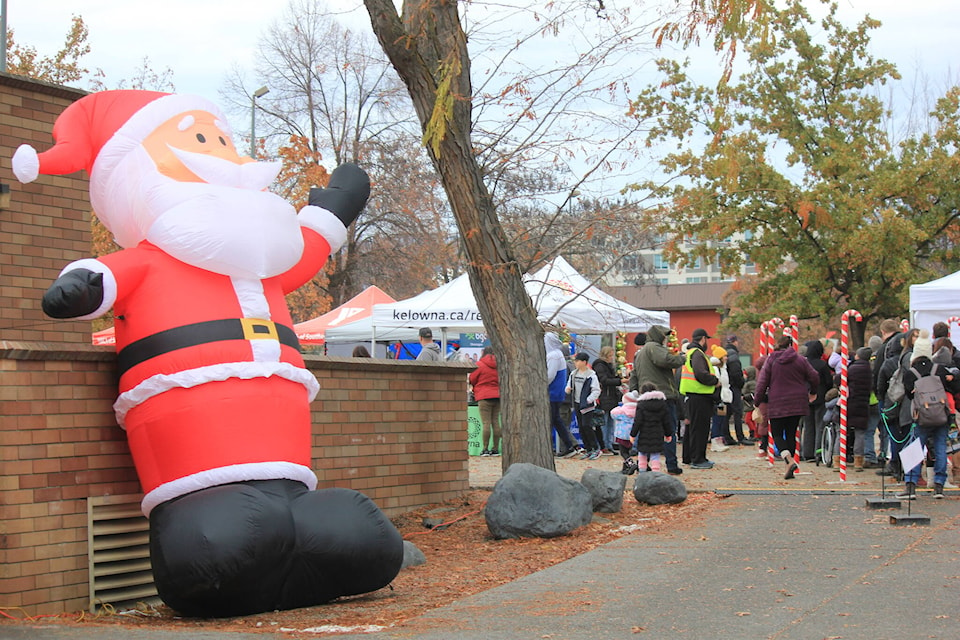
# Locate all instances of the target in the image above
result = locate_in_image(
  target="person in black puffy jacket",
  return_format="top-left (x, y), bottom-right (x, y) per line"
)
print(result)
top-left (630, 382), bottom-right (675, 472)
top-left (844, 347), bottom-right (874, 471)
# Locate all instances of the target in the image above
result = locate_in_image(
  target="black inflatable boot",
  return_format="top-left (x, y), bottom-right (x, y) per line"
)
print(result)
top-left (149, 479), bottom-right (403, 617)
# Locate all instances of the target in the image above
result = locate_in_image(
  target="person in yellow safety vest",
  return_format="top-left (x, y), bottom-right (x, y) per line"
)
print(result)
top-left (679, 328), bottom-right (720, 469)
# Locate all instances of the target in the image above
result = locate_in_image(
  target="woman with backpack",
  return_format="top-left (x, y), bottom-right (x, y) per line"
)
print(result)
top-left (900, 331), bottom-right (959, 499)
top-left (877, 329), bottom-right (918, 481)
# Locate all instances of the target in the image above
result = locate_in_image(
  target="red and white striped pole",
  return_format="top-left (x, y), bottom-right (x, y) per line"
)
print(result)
top-left (766, 317), bottom-right (784, 465)
top-left (948, 316), bottom-right (960, 339)
top-left (838, 309), bottom-right (862, 481)
top-left (757, 321), bottom-right (774, 464)
top-left (788, 315), bottom-right (803, 459)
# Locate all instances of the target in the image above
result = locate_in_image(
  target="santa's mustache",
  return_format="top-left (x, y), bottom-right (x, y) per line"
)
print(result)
top-left (170, 147), bottom-right (280, 190)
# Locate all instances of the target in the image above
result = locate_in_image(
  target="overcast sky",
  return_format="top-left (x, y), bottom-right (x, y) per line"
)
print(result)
top-left (5, 0), bottom-right (956, 102)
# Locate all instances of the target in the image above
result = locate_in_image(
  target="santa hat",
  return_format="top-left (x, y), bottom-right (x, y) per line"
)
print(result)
top-left (12, 90), bottom-right (229, 244)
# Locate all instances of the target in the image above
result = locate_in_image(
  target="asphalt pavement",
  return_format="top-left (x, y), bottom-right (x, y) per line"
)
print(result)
top-left (3, 445), bottom-right (958, 640)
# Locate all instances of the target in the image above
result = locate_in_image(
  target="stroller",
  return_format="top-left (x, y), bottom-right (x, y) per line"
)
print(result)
top-left (816, 389), bottom-right (840, 467)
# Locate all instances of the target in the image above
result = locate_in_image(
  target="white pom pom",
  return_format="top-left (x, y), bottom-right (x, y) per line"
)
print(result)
top-left (12, 144), bottom-right (40, 183)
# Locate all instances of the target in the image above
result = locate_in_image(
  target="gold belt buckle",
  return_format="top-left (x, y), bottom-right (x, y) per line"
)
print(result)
top-left (240, 318), bottom-right (279, 341)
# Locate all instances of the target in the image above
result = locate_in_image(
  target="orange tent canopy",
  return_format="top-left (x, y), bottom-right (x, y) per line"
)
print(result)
top-left (294, 285), bottom-right (396, 345)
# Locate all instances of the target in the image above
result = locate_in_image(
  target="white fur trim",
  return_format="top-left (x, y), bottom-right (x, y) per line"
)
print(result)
top-left (12, 144), bottom-right (39, 183)
top-left (57, 258), bottom-right (118, 320)
top-left (141, 461), bottom-right (318, 517)
top-left (299, 205), bottom-right (347, 253)
top-left (639, 390), bottom-right (666, 401)
top-left (114, 361), bottom-right (320, 427)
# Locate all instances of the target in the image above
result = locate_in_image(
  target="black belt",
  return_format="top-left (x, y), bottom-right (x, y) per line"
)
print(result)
top-left (117, 318), bottom-right (300, 376)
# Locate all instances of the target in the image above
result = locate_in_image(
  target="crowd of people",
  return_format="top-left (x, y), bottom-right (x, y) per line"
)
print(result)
top-left (536, 320), bottom-right (960, 495)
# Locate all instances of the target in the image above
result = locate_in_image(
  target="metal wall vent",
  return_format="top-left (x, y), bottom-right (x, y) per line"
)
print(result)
top-left (87, 496), bottom-right (159, 613)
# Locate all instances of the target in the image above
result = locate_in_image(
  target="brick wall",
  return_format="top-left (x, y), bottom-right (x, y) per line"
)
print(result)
top-left (0, 74), bottom-right (92, 344)
top-left (0, 343), bottom-right (471, 614)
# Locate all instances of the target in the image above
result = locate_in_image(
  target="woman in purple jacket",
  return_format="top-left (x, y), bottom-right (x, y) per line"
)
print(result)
top-left (755, 335), bottom-right (819, 479)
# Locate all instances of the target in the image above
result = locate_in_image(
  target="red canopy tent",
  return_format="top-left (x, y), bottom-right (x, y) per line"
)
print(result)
top-left (294, 285), bottom-right (396, 345)
top-left (92, 326), bottom-right (115, 346)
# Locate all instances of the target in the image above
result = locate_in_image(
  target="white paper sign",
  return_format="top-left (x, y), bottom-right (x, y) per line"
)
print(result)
top-left (899, 437), bottom-right (927, 474)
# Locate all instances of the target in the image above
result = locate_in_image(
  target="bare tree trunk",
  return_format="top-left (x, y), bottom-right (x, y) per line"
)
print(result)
top-left (364, 0), bottom-right (554, 471)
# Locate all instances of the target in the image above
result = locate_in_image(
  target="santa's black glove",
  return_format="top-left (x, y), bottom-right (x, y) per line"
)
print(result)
top-left (42, 269), bottom-right (103, 319)
top-left (308, 163), bottom-right (370, 228)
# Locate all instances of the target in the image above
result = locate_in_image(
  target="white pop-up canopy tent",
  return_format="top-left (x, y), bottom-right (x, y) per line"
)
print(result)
top-left (526, 256), bottom-right (670, 332)
top-left (333, 257), bottom-right (670, 347)
top-left (366, 272), bottom-right (485, 334)
top-left (329, 273), bottom-right (484, 350)
top-left (909, 270), bottom-right (960, 333)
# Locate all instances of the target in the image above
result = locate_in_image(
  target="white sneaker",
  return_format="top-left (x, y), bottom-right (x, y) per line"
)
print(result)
top-left (710, 438), bottom-right (729, 452)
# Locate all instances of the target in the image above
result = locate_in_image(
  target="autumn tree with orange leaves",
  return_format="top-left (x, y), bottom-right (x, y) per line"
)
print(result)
top-left (629, 0), bottom-right (960, 327)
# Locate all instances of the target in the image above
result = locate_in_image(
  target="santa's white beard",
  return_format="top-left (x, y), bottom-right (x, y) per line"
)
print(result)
top-left (97, 147), bottom-right (304, 279)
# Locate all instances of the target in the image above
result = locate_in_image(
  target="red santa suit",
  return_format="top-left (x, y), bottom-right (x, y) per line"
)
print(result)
top-left (13, 90), bottom-right (345, 515)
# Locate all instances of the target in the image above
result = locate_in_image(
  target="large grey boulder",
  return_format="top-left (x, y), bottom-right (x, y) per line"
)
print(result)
top-left (401, 540), bottom-right (426, 568)
top-left (580, 468), bottom-right (628, 513)
top-left (485, 463), bottom-right (593, 539)
top-left (632, 471), bottom-right (687, 505)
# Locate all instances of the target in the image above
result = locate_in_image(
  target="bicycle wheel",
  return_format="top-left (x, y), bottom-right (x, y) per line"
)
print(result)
top-left (820, 423), bottom-right (834, 467)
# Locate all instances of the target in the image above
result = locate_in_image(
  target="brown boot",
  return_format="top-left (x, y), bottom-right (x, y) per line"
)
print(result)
top-left (854, 455), bottom-right (864, 472)
top-left (832, 455), bottom-right (841, 471)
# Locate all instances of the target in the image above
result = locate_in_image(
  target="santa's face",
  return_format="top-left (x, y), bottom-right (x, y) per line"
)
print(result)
top-left (100, 110), bottom-right (304, 279)
top-left (142, 110), bottom-right (251, 181)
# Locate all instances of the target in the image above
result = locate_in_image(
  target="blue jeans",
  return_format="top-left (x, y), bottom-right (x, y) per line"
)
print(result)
top-left (864, 404), bottom-right (879, 463)
top-left (550, 401), bottom-right (576, 451)
top-left (602, 410), bottom-right (616, 450)
top-left (711, 408), bottom-right (729, 439)
top-left (904, 423), bottom-right (948, 486)
top-left (876, 400), bottom-right (891, 459)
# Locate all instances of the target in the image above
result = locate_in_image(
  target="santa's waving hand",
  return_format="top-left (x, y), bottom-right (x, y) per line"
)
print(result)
top-left (13, 90), bottom-right (402, 617)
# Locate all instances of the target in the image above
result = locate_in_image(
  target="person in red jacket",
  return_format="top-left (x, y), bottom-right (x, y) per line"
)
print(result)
top-left (13, 90), bottom-right (402, 617)
top-left (469, 346), bottom-right (501, 455)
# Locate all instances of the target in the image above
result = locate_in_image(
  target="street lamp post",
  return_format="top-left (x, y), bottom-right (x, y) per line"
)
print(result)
top-left (250, 86), bottom-right (269, 158)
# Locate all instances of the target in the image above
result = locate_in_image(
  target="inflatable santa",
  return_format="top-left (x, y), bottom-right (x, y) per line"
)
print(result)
top-left (12, 90), bottom-right (402, 617)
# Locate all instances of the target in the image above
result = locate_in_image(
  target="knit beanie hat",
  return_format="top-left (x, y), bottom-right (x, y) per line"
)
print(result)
top-left (711, 345), bottom-right (727, 359)
top-left (912, 329), bottom-right (933, 361)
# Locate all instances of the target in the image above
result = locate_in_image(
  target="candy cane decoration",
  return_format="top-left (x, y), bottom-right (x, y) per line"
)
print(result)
top-left (765, 317), bottom-right (785, 466)
top-left (838, 309), bottom-right (862, 481)
top-left (788, 315), bottom-right (799, 351)
top-left (759, 321), bottom-right (771, 357)
top-left (786, 315), bottom-right (802, 459)
top-left (948, 316), bottom-right (960, 340)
